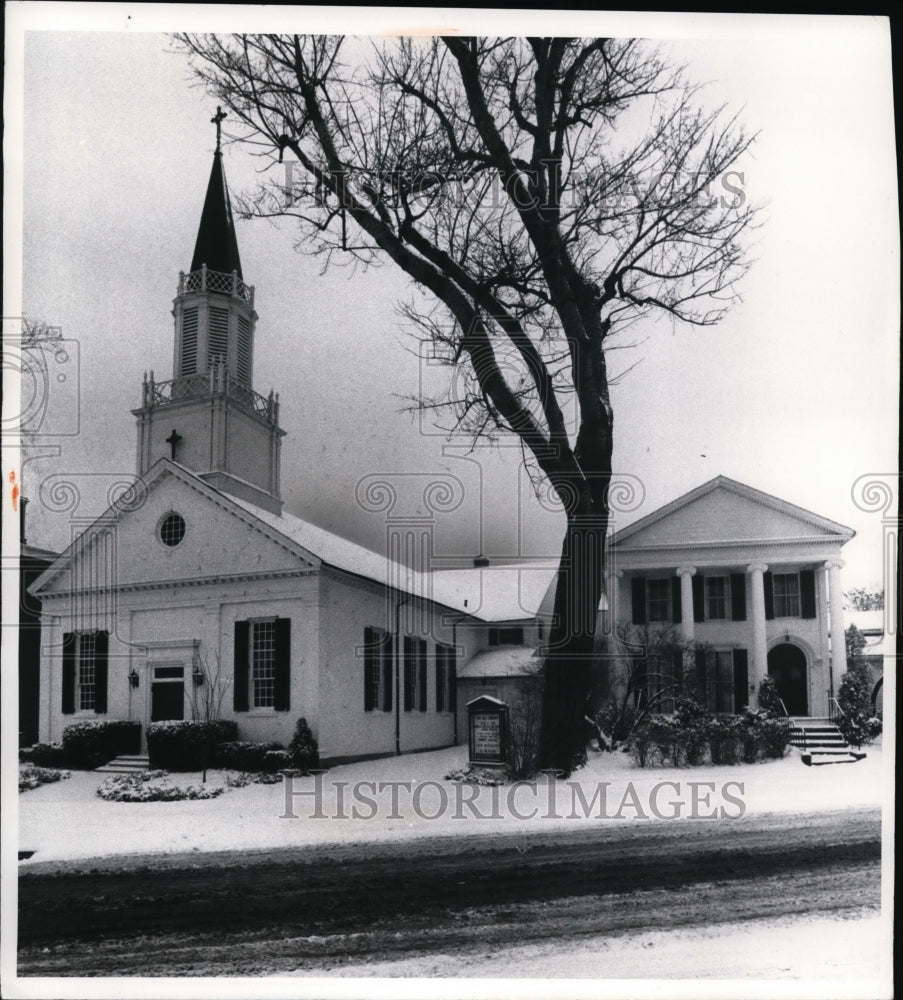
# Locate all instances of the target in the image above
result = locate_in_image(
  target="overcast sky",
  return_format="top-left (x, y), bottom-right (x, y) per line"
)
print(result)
top-left (6, 7), bottom-right (899, 590)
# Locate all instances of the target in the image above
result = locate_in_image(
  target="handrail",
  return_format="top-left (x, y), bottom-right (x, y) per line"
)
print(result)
top-left (777, 697), bottom-right (790, 718)
top-left (828, 697), bottom-right (845, 722)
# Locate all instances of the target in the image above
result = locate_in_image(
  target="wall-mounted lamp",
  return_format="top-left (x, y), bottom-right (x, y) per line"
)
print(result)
top-left (128, 669), bottom-right (140, 689)
top-left (784, 633), bottom-right (791, 643)
top-left (192, 664), bottom-right (205, 686)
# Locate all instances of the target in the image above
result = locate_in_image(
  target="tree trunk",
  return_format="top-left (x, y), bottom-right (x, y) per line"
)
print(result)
top-left (538, 509), bottom-right (607, 775)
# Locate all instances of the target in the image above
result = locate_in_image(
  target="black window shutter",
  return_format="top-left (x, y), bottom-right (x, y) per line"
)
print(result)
top-left (404, 636), bottom-right (413, 712)
top-left (730, 574), bottom-right (747, 621)
top-left (383, 634), bottom-right (394, 711)
top-left (671, 578), bottom-right (682, 623)
top-left (274, 618), bottom-right (291, 711)
top-left (733, 649), bottom-right (749, 713)
top-left (435, 647), bottom-right (445, 713)
top-left (363, 627), bottom-right (376, 712)
top-left (631, 578), bottom-right (646, 625)
top-left (800, 570), bottom-right (816, 619)
top-left (93, 630), bottom-right (109, 714)
top-left (764, 572), bottom-right (775, 620)
top-left (233, 621), bottom-right (249, 712)
top-left (692, 574), bottom-right (705, 622)
top-left (62, 632), bottom-right (76, 714)
top-left (418, 642), bottom-right (427, 712)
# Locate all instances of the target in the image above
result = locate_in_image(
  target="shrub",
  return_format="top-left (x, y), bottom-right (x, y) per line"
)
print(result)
top-left (215, 740), bottom-right (284, 772)
top-left (708, 717), bottom-right (741, 765)
top-left (225, 770), bottom-right (285, 788)
top-left (506, 688), bottom-right (542, 780)
top-left (756, 676), bottom-right (785, 717)
top-left (62, 720), bottom-right (142, 769)
top-left (673, 698), bottom-right (711, 766)
top-left (757, 714), bottom-right (791, 759)
top-left (288, 718), bottom-right (320, 773)
top-left (837, 661), bottom-right (883, 748)
top-left (594, 701), bottom-right (638, 747)
top-left (97, 771), bottom-right (225, 802)
top-left (19, 765), bottom-right (71, 792)
top-left (444, 765), bottom-right (506, 786)
top-left (626, 725), bottom-right (656, 768)
top-left (262, 749), bottom-right (293, 772)
top-left (19, 742), bottom-right (69, 767)
top-left (147, 720), bottom-right (239, 771)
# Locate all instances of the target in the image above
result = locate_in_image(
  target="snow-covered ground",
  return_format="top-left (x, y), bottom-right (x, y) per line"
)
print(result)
top-left (18, 742), bottom-right (890, 863)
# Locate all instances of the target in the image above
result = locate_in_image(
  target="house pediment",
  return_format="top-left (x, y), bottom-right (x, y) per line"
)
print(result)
top-left (610, 476), bottom-right (854, 553)
top-left (31, 461), bottom-right (319, 597)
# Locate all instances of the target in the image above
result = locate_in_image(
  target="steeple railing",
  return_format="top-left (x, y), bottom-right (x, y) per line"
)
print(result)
top-left (140, 366), bottom-right (279, 425)
top-left (178, 265), bottom-right (254, 306)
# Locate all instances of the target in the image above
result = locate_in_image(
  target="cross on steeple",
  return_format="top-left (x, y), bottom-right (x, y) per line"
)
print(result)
top-left (211, 106), bottom-right (227, 152)
top-left (166, 428), bottom-right (183, 461)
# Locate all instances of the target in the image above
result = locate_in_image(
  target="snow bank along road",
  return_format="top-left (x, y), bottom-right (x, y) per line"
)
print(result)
top-left (17, 807), bottom-right (880, 977)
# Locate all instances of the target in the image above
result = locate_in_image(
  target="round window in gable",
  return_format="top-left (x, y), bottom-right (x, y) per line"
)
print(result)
top-left (159, 512), bottom-right (186, 547)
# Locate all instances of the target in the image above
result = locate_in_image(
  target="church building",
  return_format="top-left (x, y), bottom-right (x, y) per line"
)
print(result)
top-left (29, 122), bottom-right (854, 764)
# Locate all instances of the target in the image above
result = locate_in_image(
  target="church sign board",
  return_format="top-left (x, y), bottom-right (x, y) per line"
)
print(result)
top-left (467, 695), bottom-right (508, 768)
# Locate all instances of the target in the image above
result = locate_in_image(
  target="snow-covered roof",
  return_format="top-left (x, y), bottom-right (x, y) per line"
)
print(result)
top-left (457, 645), bottom-right (542, 679)
top-left (230, 493), bottom-right (557, 622)
top-left (845, 609), bottom-right (885, 635)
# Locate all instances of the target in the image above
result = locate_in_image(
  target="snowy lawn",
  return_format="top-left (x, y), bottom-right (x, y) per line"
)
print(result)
top-left (19, 741), bottom-right (889, 864)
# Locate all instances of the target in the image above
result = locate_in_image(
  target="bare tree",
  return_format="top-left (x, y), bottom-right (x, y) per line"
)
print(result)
top-left (188, 649), bottom-right (231, 782)
top-left (176, 34), bottom-right (758, 774)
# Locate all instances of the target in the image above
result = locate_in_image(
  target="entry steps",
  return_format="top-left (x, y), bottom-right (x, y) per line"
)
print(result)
top-left (95, 754), bottom-right (150, 774)
top-left (788, 718), bottom-right (866, 766)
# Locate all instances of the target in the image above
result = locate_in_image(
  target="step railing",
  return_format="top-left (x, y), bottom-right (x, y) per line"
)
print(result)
top-left (828, 697), bottom-right (845, 723)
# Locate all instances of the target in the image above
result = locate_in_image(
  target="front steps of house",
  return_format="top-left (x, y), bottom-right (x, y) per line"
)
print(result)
top-left (95, 754), bottom-right (150, 774)
top-left (789, 717), bottom-right (866, 766)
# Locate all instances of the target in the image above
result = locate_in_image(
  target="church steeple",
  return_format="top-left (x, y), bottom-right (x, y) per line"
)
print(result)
top-left (132, 111), bottom-right (285, 515)
top-left (190, 108), bottom-right (243, 278)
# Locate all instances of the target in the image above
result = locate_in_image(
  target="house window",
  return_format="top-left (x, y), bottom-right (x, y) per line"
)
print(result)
top-left (489, 627), bottom-right (524, 647)
top-left (233, 618), bottom-right (290, 712)
top-left (251, 620), bottom-right (276, 708)
top-left (773, 573), bottom-right (800, 618)
top-left (404, 636), bottom-right (427, 712)
top-left (705, 576), bottom-right (730, 620)
top-left (364, 626), bottom-right (393, 712)
top-left (695, 648), bottom-right (742, 714)
top-left (62, 630), bottom-right (108, 715)
top-left (436, 642), bottom-right (457, 714)
top-left (646, 579), bottom-right (671, 622)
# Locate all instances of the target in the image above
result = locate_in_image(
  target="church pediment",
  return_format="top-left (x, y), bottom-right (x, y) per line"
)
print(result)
top-left (610, 476), bottom-right (854, 552)
top-left (31, 461), bottom-right (319, 597)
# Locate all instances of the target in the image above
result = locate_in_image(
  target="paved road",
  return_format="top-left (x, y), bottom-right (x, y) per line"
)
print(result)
top-left (18, 808), bottom-right (881, 976)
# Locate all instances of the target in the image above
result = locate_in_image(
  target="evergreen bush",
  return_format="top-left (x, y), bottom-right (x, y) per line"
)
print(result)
top-left (288, 718), bottom-right (320, 773)
top-left (147, 720), bottom-right (239, 771)
top-left (61, 720), bottom-right (142, 768)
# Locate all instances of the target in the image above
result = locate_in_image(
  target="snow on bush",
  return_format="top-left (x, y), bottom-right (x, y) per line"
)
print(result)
top-left (444, 765), bottom-right (507, 786)
top-left (97, 770), bottom-right (225, 802)
top-left (19, 765), bottom-right (71, 792)
top-left (225, 770), bottom-right (285, 788)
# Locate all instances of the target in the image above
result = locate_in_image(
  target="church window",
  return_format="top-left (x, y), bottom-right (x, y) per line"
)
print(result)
top-left (251, 620), bottom-right (276, 708)
top-left (403, 635), bottom-right (427, 712)
top-left (159, 512), bottom-right (186, 547)
top-left (363, 626), bottom-right (393, 712)
top-left (61, 630), bottom-right (108, 715)
top-left (233, 618), bottom-right (290, 712)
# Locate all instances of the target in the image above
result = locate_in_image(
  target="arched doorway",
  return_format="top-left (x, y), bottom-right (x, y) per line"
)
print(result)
top-left (767, 643), bottom-right (808, 716)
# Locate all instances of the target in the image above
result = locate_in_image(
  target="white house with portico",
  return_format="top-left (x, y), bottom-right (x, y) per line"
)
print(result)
top-left (607, 476), bottom-right (854, 718)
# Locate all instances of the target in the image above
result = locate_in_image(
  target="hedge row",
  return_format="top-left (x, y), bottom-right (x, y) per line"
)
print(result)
top-left (20, 720), bottom-right (141, 769)
top-left (627, 702), bottom-right (791, 768)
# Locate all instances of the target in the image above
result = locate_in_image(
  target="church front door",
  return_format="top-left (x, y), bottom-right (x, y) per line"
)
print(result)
top-left (150, 665), bottom-right (185, 722)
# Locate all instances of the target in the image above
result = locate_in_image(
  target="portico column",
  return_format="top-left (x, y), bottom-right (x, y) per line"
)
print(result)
top-left (747, 562), bottom-right (769, 700)
top-left (826, 558), bottom-right (848, 681)
top-left (676, 565), bottom-right (696, 642)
